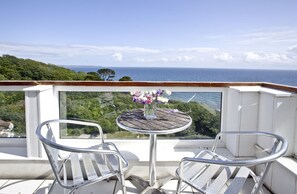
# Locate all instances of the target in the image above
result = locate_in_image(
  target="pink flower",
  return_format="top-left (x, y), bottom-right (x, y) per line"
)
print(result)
top-left (131, 89), bottom-right (171, 105)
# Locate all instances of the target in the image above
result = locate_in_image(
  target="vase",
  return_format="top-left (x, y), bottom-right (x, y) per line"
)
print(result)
top-left (144, 103), bottom-right (157, 120)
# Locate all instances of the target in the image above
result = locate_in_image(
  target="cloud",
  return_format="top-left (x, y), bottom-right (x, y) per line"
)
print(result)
top-left (161, 57), bottom-right (169, 62)
top-left (244, 51), bottom-right (290, 63)
top-left (1, 40), bottom-right (297, 69)
top-left (166, 47), bottom-right (218, 53)
top-left (245, 52), bottom-right (262, 61)
top-left (0, 42), bottom-right (160, 57)
top-left (0, 42), bottom-right (69, 57)
top-left (214, 53), bottom-right (234, 62)
top-left (134, 57), bottom-right (146, 62)
top-left (287, 45), bottom-right (297, 54)
top-left (177, 56), bottom-right (196, 62)
top-left (72, 45), bottom-right (160, 54)
top-left (112, 52), bottom-right (123, 61)
top-left (234, 28), bottom-right (297, 45)
top-left (158, 56), bottom-right (197, 63)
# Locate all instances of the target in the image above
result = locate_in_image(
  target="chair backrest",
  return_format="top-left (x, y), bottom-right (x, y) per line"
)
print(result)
top-left (212, 131), bottom-right (288, 166)
top-left (176, 131), bottom-right (288, 194)
top-left (42, 123), bottom-right (60, 179)
top-left (36, 119), bottom-right (105, 187)
top-left (213, 131), bottom-right (288, 193)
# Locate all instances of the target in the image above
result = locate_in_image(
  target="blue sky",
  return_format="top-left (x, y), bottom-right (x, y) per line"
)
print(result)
top-left (1, 0), bottom-right (297, 69)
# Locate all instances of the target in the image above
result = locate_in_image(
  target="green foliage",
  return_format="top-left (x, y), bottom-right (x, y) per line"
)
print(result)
top-left (0, 92), bottom-right (26, 137)
top-left (85, 72), bottom-right (103, 81)
top-left (0, 74), bottom-right (6, 80)
top-left (0, 55), bottom-right (220, 139)
top-left (174, 101), bottom-right (220, 138)
top-left (119, 76), bottom-right (133, 81)
top-left (61, 92), bottom-right (221, 139)
top-left (97, 68), bottom-right (115, 81)
top-left (0, 55), bottom-right (98, 81)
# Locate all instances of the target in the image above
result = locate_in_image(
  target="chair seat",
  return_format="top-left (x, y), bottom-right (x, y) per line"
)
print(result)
top-left (177, 151), bottom-right (254, 194)
top-left (176, 131), bottom-right (288, 194)
top-left (69, 151), bottom-right (119, 185)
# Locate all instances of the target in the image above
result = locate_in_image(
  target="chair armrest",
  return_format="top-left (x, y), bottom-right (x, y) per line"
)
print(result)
top-left (211, 131), bottom-right (288, 161)
top-left (177, 131), bottom-right (288, 194)
top-left (181, 140), bottom-right (287, 168)
top-left (36, 119), bottom-right (105, 143)
top-left (50, 142), bottom-right (126, 162)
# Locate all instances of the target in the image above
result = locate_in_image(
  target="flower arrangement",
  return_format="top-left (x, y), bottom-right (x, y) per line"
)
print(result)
top-left (131, 89), bottom-right (171, 105)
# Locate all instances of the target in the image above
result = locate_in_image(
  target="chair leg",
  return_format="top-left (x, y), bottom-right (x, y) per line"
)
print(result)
top-left (48, 179), bottom-right (57, 194)
top-left (69, 189), bottom-right (77, 194)
top-left (176, 178), bottom-right (182, 194)
top-left (118, 171), bottom-right (127, 194)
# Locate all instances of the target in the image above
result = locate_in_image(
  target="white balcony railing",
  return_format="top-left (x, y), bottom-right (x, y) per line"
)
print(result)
top-left (0, 81), bottom-right (297, 193)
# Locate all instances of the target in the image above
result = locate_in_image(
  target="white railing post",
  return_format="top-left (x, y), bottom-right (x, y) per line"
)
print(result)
top-left (24, 85), bottom-right (59, 158)
top-left (224, 86), bottom-right (260, 157)
top-left (258, 88), bottom-right (296, 156)
top-left (295, 96), bottom-right (297, 159)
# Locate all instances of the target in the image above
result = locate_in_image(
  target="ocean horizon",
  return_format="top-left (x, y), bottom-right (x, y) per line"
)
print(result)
top-left (66, 66), bottom-right (297, 87)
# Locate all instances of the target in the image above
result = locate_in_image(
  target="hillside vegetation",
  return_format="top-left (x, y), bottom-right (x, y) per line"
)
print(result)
top-left (0, 55), bottom-right (220, 139)
top-left (0, 55), bottom-right (91, 80)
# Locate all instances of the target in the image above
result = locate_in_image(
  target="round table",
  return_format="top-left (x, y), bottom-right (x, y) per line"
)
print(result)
top-left (116, 108), bottom-right (192, 193)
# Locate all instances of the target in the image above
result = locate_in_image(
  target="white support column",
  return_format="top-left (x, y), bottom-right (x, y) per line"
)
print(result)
top-left (258, 88), bottom-right (296, 156)
top-left (295, 96), bottom-right (297, 158)
top-left (24, 85), bottom-right (59, 158)
top-left (225, 86), bottom-right (260, 157)
top-left (256, 88), bottom-right (296, 191)
top-left (225, 86), bottom-right (296, 157)
top-left (224, 87), bottom-right (241, 155)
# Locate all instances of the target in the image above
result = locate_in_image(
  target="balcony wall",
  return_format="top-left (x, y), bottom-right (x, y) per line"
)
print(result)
top-left (0, 81), bottom-right (297, 193)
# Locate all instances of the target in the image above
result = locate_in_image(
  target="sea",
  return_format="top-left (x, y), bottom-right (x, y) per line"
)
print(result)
top-left (68, 66), bottom-right (297, 87)
top-left (66, 66), bottom-right (297, 111)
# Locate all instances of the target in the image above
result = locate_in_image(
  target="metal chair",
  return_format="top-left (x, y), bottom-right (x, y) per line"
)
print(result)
top-left (176, 131), bottom-right (288, 194)
top-left (36, 119), bottom-right (129, 194)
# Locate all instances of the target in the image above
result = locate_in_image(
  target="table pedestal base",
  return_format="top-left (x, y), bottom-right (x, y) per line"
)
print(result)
top-left (117, 109), bottom-right (192, 194)
top-left (129, 175), bottom-right (172, 194)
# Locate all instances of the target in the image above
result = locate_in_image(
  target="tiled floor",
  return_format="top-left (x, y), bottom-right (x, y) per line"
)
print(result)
top-left (0, 178), bottom-right (272, 194)
top-left (0, 179), bottom-right (162, 194)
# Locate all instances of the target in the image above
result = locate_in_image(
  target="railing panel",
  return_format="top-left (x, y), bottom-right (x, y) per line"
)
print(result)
top-left (0, 81), bottom-right (295, 160)
top-left (0, 91), bottom-right (25, 138)
top-left (59, 91), bottom-right (222, 139)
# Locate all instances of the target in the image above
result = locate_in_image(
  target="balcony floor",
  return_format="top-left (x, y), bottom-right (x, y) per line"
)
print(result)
top-left (0, 178), bottom-right (272, 194)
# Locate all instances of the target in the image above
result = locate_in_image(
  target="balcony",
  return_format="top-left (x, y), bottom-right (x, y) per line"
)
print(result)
top-left (0, 81), bottom-right (296, 194)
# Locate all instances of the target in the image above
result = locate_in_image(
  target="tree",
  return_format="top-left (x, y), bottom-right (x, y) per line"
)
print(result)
top-left (85, 72), bottom-right (103, 81)
top-left (97, 68), bottom-right (115, 81)
top-left (119, 76), bottom-right (132, 81)
top-left (0, 74), bottom-right (6, 80)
